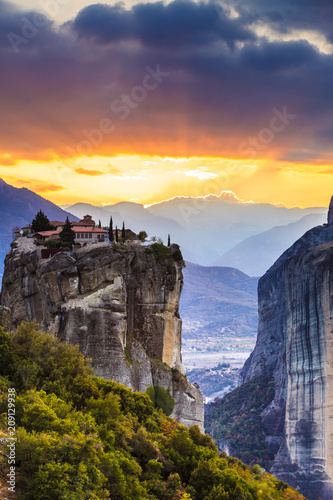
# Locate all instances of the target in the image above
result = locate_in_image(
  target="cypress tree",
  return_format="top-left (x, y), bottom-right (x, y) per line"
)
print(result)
top-left (98, 220), bottom-right (102, 228)
top-left (109, 217), bottom-right (114, 242)
top-left (59, 217), bottom-right (75, 248)
top-left (115, 226), bottom-right (119, 243)
top-left (168, 234), bottom-right (171, 247)
top-left (122, 221), bottom-right (126, 240)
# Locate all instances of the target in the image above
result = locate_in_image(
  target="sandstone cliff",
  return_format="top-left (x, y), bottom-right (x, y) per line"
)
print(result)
top-left (240, 223), bottom-right (333, 500)
top-left (0, 239), bottom-right (204, 430)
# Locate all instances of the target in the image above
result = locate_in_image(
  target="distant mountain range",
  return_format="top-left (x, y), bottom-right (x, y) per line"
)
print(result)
top-left (0, 178), bottom-right (328, 283)
top-left (0, 179), bottom-right (78, 280)
top-left (180, 262), bottom-right (259, 338)
top-left (0, 178), bottom-right (329, 344)
top-left (215, 213), bottom-right (327, 276)
top-left (64, 195), bottom-right (327, 271)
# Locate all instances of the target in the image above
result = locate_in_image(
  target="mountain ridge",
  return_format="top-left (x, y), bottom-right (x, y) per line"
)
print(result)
top-left (64, 198), bottom-right (327, 267)
top-left (0, 179), bottom-right (79, 279)
top-left (216, 213), bottom-right (327, 276)
top-left (181, 261), bottom-right (259, 338)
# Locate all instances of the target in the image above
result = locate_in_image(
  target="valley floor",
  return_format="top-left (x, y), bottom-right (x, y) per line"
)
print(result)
top-left (182, 335), bottom-right (255, 403)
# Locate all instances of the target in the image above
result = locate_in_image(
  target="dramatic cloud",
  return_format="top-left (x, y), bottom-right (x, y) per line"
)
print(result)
top-left (9, 178), bottom-right (64, 192)
top-left (75, 168), bottom-right (105, 176)
top-left (233, 0), bottom-right (333, 43)
top-left (73, 1), bottom-right (255, 48)
top-left (1, 0), bottom-right (333, 165)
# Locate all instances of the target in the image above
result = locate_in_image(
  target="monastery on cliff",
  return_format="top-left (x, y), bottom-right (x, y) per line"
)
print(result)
top-left (27, 215), bottom-right (107, 245)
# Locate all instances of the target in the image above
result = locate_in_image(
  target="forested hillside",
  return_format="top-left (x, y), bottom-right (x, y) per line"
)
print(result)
top-left (0, 323), bottom-right (305, 499)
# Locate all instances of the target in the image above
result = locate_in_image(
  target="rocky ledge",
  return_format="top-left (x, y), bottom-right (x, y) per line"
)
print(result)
top-left (0, 240), bottom-right (204, 430)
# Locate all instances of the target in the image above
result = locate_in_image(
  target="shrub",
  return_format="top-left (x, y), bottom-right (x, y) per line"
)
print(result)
top-left (150, 243), bottom-right (172, 262)
top-left (146, 385), bottom-right (175, 416)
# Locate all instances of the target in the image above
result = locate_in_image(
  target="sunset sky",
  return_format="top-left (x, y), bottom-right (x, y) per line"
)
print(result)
top-left (1, 0), bottom-right (333, 207)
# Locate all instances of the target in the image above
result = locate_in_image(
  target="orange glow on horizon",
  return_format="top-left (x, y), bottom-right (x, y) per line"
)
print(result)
top-left (0, 153), bottom-right (332, 209)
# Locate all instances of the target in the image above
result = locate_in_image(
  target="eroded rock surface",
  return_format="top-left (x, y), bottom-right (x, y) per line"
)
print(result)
top-left (240, 225), bottom-right (333, 500)
top-left (1, 240), bottom-right (204, 430)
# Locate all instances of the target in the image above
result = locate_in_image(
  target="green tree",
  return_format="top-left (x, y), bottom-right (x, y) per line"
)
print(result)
top-left (115, 226), bottom-right (119, 243)
top-left (109, 217), bottom-right (114, 242)
top-left (168, 234), bottom-right (171, 246)
top-left (121, 222), bottom-right (126, 240)
top-left (31, 210), bottom-right (53, 233)
top-left (138, 231), bottom-right (148, 242)
top-left (146, 385), bottom-right (174, 416)
top-left (98, 220), bottom-right (102, 228)
top-left (0, 327), bottom-right (15, 377)
top-left (59, 217), bottom-right (75, 248)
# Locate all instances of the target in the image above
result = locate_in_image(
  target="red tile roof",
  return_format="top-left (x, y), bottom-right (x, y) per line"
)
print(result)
top-left (73, 221), bottom-right (96, 226)
top-left (50, 220), bottom-right (66, 226)
top-left (74, 228), bottom-right (106, 233)
top-left (37, 230), bottom-right (61, 237)
top-left (37, 228), bottom-right (106, 237)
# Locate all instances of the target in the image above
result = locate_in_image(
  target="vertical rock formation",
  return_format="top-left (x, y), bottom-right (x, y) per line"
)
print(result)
top-left (327, 196), bottom-right (333, 226)
top-left (240, 208), bottom-right (333, 500)
top-left (0, 240), bottom-right (204, 430)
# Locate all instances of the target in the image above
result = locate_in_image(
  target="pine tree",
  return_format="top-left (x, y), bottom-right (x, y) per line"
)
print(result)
top-left (115, 226), bottom-right (119, 243)
top-left (59, 217), bottom-right (75, 248)
top-left (98, 220), bottom-right (101, 228)
top-left (31, 210), bottom-right (53, 233)
top-left (122, 222), bottom-right (126, 240)
top-left (109, 217), bottom-right (114, 242)
top-left (168, 234), bottom-right (171, 247)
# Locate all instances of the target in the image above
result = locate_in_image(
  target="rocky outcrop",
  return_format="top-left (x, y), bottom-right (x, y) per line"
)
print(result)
top-left (0, 240), bottom-right (204, 430)
top-left (240, 223), bottom-right (333, 500)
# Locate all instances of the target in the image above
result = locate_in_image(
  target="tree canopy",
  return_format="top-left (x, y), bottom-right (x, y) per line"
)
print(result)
top-left (0, 322), bottom-right (306, 500)
top-left (59, 217), bottom-right (75, 248)
top-left (138, 230), bottom-right (148, 242)
top-left (31, 211), bottom-right (54, 233)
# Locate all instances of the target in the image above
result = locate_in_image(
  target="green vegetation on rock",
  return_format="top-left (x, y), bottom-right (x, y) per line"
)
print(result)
top-left (0, 323), bottom-right (305, 500)
top-left (146, 385), bottom-right (175, 416)
top-left (205, 375), bottom-right (276, 471)
top-left (149, 243), bottom-right (172, 262)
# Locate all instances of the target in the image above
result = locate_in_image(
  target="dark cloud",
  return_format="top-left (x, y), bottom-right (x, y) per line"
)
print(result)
top-left (240, 40), bottom-right (318, 72)
top-left (73, 1), bottom-right (256, 48)
top-left (232, 0), bottom-right (333, 42)
top-left (0, 0), bottom-right (55, 50)
top-left (0, 0), bottom-right (333, 163)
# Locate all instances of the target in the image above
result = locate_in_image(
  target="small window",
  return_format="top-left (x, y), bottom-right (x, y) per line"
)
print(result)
top-left (85, 233), bottom-right (88, 239)
top-left (89, 233), bottom-right (92, 238)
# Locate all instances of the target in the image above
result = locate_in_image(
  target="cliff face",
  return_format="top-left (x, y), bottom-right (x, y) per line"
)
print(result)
top-left (240, 225), bottom-right (333, 500)
top-left (0, 239), bottom-right (204, 430)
